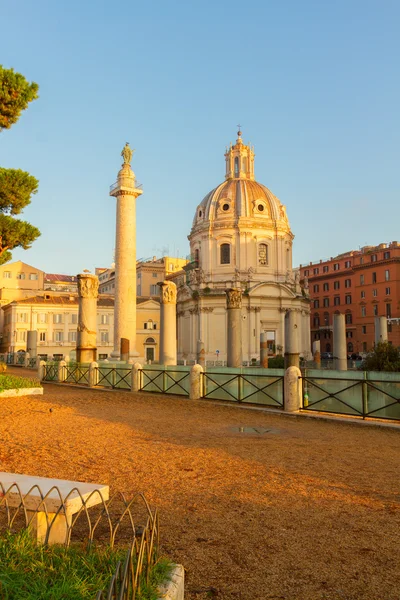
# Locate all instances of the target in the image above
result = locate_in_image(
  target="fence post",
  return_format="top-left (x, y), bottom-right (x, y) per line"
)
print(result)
top-left (131, 362), bottom-right (143, 392)
top-left (58, 360), bottom-right (67, 383)
top-left (89, 361), bottom-right (99, 387)
top-left (284, 366), bottom-right (302, 412)
top-left (38, 360), bottom-right (46, 382)
top-left (190, 364), bottom-right (203, 400)
top-left (362, 372), bottom-right (368, 418)
top-left (24, 352), bottom-right (30, 368)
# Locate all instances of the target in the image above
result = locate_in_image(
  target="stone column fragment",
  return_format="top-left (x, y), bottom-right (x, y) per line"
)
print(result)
top-left (159, 281), bottom-right (177, 366)
top-left (197, 340), bottom-right (205, 367)
top-left (260, 333), bottom-right (268, 368)
top-left (333, 313), bottom-right (347, 371)
top-left (76, 273), bottom-right (98, 363)
top-left (374, 316), bottom-right (388, 345)
top-left (226, 288), bottom-right (242, 368)
top-left (284, 310), bottom-right (300, 369)
top-left (27, 331), bottom-right (37, 359)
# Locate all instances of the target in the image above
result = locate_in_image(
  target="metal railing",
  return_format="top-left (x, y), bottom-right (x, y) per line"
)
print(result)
top-left (96, 366), bottom-right (131, 389)
top-left (43, 362), bottom-right (58, 381)
top-left (141, 368), bottom-right (190, 396)
top-left (65, 363), bottom-right (90, 385)
top-left (301, 373), bottom-right (400, 420)
top-left (202, 371), bottom-right (284, 406)
top-left (0, 482), bottom-right (159, 600)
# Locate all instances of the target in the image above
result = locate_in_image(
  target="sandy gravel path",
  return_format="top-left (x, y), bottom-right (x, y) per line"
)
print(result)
top-left (0, 369), bottom-right (399, 599)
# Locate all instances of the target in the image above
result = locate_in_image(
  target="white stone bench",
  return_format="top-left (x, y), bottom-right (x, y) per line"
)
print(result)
top-left (0, 472), bottom-right (109, 544)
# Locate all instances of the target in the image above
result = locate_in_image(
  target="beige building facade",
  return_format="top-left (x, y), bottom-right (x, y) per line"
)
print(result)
top-left (1, 293), bottom-right (160, 362)
top-left (172, 131), bottom-right (311, 364)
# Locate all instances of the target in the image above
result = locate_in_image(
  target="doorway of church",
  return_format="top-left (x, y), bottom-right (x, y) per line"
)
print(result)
top-left (263, 331), bottom-right (276, 355)
top-left (146, 347), bottom-right (155, 362)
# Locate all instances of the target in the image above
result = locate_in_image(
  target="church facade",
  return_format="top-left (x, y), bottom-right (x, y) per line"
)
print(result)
top-left (173, 131), bottom-right (311, 364)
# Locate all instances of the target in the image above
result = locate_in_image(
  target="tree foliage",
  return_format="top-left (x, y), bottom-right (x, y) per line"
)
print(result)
top-left (362, 342), bottom-right (400, 372)
top-left (0, 66), bottom-right (39, 131)
top-left (0, 65), bottom-right (40, 264)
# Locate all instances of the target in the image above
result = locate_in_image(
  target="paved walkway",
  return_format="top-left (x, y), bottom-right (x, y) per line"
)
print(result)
top-left (1, 369), bottom-right (399, 599)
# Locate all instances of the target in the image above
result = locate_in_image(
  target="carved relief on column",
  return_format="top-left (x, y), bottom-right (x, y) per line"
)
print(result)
top-left (225, 288), bottom-right (242, 309)
top-left (77, 274), bottom-right (99, 299)
top-left (159, 281), bottom-right (177, 304)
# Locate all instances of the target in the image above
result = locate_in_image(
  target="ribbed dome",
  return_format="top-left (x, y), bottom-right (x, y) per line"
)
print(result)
top-left (192, 178), bottom-right (290, 231)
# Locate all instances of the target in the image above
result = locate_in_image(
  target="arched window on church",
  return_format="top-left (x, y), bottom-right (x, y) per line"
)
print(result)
top-left (258, 244), bottom-right (268, 266)
top-left (234, 157), bottom-right (239, 177)
top-left (220, 243), bottom-right (230, 265)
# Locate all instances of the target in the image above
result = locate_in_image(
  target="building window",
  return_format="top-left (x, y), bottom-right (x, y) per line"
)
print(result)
top-left (313, 316), bottom-right (320, 327)
top-left (304, 270), bottom-right (309, 276)
top-left (362, 325), bottom-right (367, 334)
top-left (386, 303), bottom-right (392, 318)
top-left (39, 332), bottom-right (46, 342)
top-left (345, 261), bottom-right (351, 268)
top-left (345, 313), bottom-right (352, 324)
top-left (385, 269), bottom-right (390, 281)
top-left (345, 279), bottom-right (351, 288)
top-left (234, 156), bottom-right (239, 176)
top-left (361, 306), bottom-right (366, 317)
top-left (372, 272), bottom-right (377, 284)
top-left (373, 305), bottom-right (378, 316)
top-left (360, 275), bottom-right (364, 285)
top-left (71, 313), bottom-right (78, 324)
top-left (17, 313), bottom-right (28, 323)
top-left (345, 295), bottom-right (351, 304)
top-left (53, 314), bottom-right (63, 324)
top-left (371, 254), bottom-right (377, 262)
top-left (258, 244), bottom-right (268, 266)
top-left (323, 283), bottom-right (329, 291)
top-left (314, 299), bottom-right (319, 309)
top-left (323, 298), bottom-right (329, 307)
top-left (313, 267), bottom-right (319, 275)
top-left (334, 263), bottom-right (340, 271)
top-left (16, 273), bottom-right (26, 280)
top-left (150, 285), bottom-right (159, 295)
top-left (313, 284), bottom-right (319, 293)
top-left (152, 273), bottom-right (158, 278)
top-left (17, 330), bottom-right (26, 342)
top-left (348, 342), bottom-right (353, 353)
top-left (334, 281), bottom-right (340, 290)
top-left (346, 331), bottom-right (353, 338)
top-left (54, 331), bottom-right (63, 342)
top-left (38, 313), bottom-right (47, 324)
top-left (323, 266), bottom-right (329, 273)
top-left (3, 271), bottom-right (11, 279)
top-left (334, 296), bottom-right (340, 306)
top-left (385, 287), bottom-right (390, 295)
top-left (362, 342), bottom-right (367, 352)
top-left (324, 312), bottom-right (329, 326)
top-left (69, 331), bottom-right (77, 342)
top-left (372, 289), bottom-right (377, 297)
top-left (384, 251), bottom-right (390, 260)
top-left (361, 291), bottom-right (365, 299)
top-left (220, 243), bottom-right (230, 265)
top-left (100, 314), bottom-right (108, 325)
top-left (100, 332), bottom-right (109, 343)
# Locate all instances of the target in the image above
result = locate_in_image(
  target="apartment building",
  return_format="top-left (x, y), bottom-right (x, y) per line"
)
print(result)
top-left (98, 256), bottom-right (188, 296)
top-left (299, 241), bottom-right (400, 354)
top-left (1, 293), bottom-right (160, 362)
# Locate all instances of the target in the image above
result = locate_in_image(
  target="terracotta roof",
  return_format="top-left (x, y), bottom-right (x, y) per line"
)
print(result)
top-left (44, 274), bottom-right (77, 283)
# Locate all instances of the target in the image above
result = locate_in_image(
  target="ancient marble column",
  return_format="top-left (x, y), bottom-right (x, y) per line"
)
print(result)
top-left (159, 281), bottom-right (177, 366)
top-left (260, 333), bottom-right (268, 368)
top-left (76, 273), bottom-right (99, 363)
top-left (284, 310), bottom-right (300, 369)
top-left (110, 143), bottom-right (143, 359)
top-left (374, 316), bottom-right (388, 345)
top-left (333, 313), bottom-right (347, 371)
top-left (226, 288), bottom-right (242, 368)
top-left (27, 330), bottom-right (37, 359)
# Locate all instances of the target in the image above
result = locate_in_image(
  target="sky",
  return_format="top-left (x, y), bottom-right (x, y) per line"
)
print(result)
top-left (1, 0), bottom-right (399, 274)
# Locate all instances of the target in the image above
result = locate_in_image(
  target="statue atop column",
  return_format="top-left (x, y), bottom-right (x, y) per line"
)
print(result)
top-left (121, 142), bottom-right (134, 165)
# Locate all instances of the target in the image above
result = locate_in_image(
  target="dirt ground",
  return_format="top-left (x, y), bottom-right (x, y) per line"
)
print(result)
top-left (0, 368), bottom-right (400, 600)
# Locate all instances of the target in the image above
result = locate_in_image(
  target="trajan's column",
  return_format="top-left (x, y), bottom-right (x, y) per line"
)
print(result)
top-left (110, 143), bottom-right (143, 359)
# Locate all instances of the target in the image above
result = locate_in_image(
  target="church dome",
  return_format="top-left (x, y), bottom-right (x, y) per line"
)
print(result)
top-left (191, 131), bottom-right (290, 234)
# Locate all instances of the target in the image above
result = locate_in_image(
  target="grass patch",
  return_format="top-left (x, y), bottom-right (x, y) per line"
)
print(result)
top-left (0, 374), bottom-right (41, 392)
top-left (0, 530), bottom-right (171, 599)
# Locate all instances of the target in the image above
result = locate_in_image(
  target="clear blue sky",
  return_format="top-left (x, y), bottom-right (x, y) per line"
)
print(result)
top-left (1, 0), bottom-right (399, 274)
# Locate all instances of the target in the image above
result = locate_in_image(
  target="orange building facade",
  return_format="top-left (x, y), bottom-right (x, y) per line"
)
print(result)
top-left (299, 241), bottom-right (400, 355)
